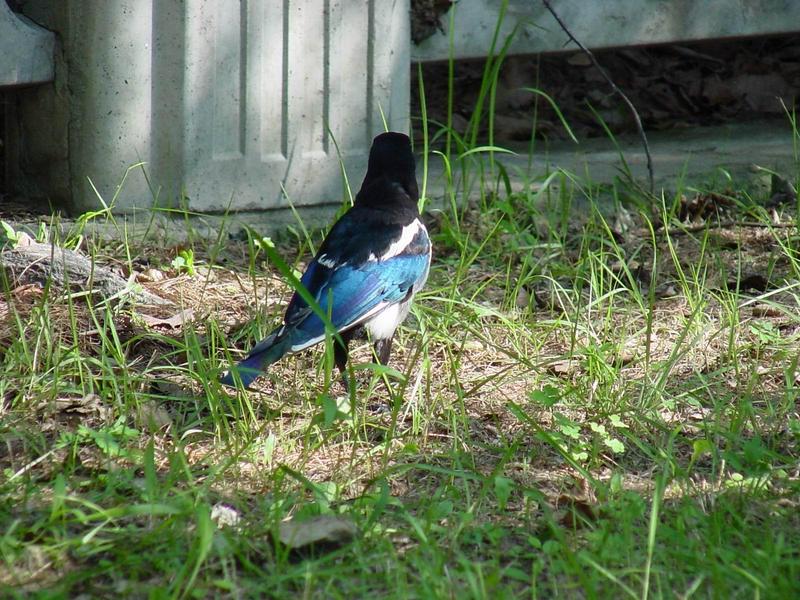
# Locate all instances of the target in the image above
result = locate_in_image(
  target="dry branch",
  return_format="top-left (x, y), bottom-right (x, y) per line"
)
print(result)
top-left (541, 0), bottom-right (655, 193)
top-left (1, 241), bottom-right (171, 305)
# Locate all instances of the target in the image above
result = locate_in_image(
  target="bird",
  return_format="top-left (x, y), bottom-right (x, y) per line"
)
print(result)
top-left (221, 132), bottom-right (431, 390)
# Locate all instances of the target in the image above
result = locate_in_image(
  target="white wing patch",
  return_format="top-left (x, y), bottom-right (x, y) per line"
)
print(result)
top-left (317, 254), bottom-right (339, 268)
top-left (379, 219), bottom-right (424, 261)
top-left (286, 218), bottom-right (429, 352)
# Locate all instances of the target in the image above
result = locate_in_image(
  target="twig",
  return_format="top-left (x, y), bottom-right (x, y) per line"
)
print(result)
top-left (541, 0), bottom-right (655, 194)
top-left (1, 240), bottom-right (171, 305)
top-left (655, 220), bottom-right (798, 235)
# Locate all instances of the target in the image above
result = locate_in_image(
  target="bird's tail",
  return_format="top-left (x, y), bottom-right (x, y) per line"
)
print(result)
top-left (220, 327), bottom-right (292, 388)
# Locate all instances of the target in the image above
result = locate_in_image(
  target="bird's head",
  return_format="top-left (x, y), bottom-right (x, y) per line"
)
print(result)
top-left (359, 132), bottom-right (419, 205)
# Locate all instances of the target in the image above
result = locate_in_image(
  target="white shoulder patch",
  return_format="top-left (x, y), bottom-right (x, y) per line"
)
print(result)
top-left (317, 254), bottom-right (339, 268)
top-left (379, 219), bottom-right (424, 261)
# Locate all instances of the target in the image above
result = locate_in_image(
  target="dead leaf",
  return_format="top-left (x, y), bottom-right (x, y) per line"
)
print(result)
top-left (139, 308), bottom-right (194, 329)
top-left (47, 394), bottom-right (112, 424)
top-left (751, 304), bottom-right (783, 318)
top-left (278, 515), bottom-right (358, 550)
top-left (546, 360), bottom-right (578, 377)
top-left (134, 401), bottom-right (172, 432)
top-left (566, 52), bottom-right (592, 67)
top-left (556, 494), bottom-right (597, 529)
top-left (515, 287), bottom-right (530, 309)
top-left (211, 504), bottom-right (241, 529)
top-left (137, 268), bottom-right (166, 283)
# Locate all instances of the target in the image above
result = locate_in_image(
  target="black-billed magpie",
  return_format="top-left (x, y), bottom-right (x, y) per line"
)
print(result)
top-left (222, 132), bottom-right (431, 389)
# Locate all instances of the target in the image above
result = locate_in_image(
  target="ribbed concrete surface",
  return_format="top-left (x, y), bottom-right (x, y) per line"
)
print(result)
top-left (13, 0), bottom-right (410, 215)
top-left (412, 1), bottom-right (800, 62)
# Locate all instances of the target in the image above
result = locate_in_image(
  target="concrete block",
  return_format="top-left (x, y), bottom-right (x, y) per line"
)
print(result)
top-left (0, 2), bottom-right (54, 86)
top-left (160, 0), bottom-right (410, 213)
top-left (17, 0), bottom-right (410, 216)
top-left (412, 1), bottom-right (800, 62)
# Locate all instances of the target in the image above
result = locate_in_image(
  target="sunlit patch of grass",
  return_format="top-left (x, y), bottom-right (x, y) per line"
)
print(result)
top-left (3, 171), bottom-right (800, 597)
top-left (3, 30), bottom-right (800, 600)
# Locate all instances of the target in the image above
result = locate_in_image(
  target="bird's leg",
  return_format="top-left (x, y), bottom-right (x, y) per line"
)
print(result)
top-left (373, 337), bottom-right (393, 365)
top-left (372, 336), bottom-right (397, 402)
top-left (334, 331), bottom-right (353, 393)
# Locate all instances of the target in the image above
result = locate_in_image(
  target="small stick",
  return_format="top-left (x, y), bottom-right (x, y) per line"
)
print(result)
top-left (541, 0), bottom-right (655, 194)
top-left (657, 220), bottom-right (798, 235)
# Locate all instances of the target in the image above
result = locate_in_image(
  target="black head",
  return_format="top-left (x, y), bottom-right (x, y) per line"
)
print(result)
top-left (357, 132), bottom-right (419, 205)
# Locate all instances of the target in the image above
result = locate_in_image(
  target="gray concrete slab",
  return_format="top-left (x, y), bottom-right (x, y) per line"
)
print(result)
top-left (424, 121), bottom-right (798, 203)
top-left (8, 121), bottom-right (793, 245)
top-left (412, 1), bottom-right (800, 62)
top-left (0, 2), bottom-right (54, 86)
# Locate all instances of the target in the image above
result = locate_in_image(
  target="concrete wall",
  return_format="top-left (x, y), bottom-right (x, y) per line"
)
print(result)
top-left (0, 2), bottom-right (53, 86)
top-left (412, 0), bottom-right (800, 62)
top-left (16, 0), bottom-right (410, 216)
top-left (0, 2), bottom-right (56, 198)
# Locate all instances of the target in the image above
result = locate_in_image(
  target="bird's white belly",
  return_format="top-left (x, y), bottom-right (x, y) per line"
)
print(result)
top-left (365, 300), bottom-right (412, 340)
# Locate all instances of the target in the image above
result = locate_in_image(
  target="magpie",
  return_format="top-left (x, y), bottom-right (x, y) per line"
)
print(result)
top-left (221, 132), bottom-right (431, 390)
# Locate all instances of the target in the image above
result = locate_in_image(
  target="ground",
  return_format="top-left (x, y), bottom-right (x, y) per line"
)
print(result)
top-left (412, 33), bottom-right (800, 146)
top-left (1, 161), bottom-right (799, 596)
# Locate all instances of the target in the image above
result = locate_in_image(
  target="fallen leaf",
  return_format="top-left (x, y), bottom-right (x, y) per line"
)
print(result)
top-left (556, 494), bottom-right (597, 529)
top-left (546, 360), bottom-right (578, 377)
top-left (139, 308), bottom-right (195, 329)
top-left (137, 268), bottom-right (166, 283)
top-left (134, 401), bottom-right (172, 432)
top-left (515, 287), bottom-right (530, 309)
top-left (211, 504), bottom-right (241, 529)
top-left (278, 514), bottom-right (358, 550)
top-left (751, 304), bottom-right (782, 318)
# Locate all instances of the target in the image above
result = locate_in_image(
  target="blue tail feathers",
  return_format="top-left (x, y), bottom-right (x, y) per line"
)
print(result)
top-left (220, 329), bottom-right (292, 388)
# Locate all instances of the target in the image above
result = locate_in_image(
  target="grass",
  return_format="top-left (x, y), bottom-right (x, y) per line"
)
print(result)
top-left (2, 156), bottom-right (799, 598)
top-left (3, 25), bottom-right (800, 600)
